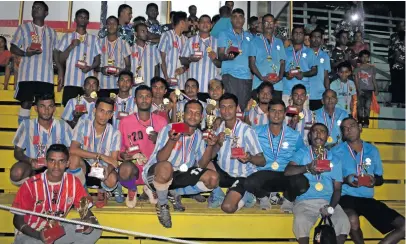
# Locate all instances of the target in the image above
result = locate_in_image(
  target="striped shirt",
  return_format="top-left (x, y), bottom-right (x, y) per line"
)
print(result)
top-left (58, 32), bottom-right (102, 87)
top-left (13, 119), bottom-right (72, 159)
top-left (131, 43), bottom-right (161, 87)
top-left (215, 120), bottom-right (263, 177)
top-left (72, 119), bottom-right (121, 166)
top-left (181, 35), bottom-right (220, 93)
top-left (248, 106), bottom-right (269, 126)
top-left (143, 124), bottom-right (205, 177)
top-left (12, 172), bottom-right (87, 231)
top-left (98, 37), bottom-right (131, 89)
top-left (61, 97), bottom-right (95, 122)
top-left (11, 23), bottom-right (58, 84)
top-left (158, 30), bottom-right (188, 89)
top-left (112, 96), bottom-right (137, 130)
top-left (284, 108), bottom-right (314, 145)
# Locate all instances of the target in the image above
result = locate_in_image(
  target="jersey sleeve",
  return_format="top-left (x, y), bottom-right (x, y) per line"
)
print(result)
top-left (244, 127), bottom-right (263, 156)
top-left (61, 99), bottom-right (74, 121)
top-left (331, 161), bottom-right (343, 182)
top-left (52, 29), bottom-right (59, 50)
top-left (195, 137), bottom-right (206, 162)
top-left (350, 81), bottom-right (357, 96)
top-left (323, 53), bottom-right (332, 72)
top-left (72, 120), bottom-right (85, 144)
top-left (62, 121), bottom-right (73, 147)
top-left (153, 44), bottom-right (162, 64)
top-left (295, 135), bottom-right (306, 151)
top-left (92, 37), bottom-right (103, 59)
top-left (154, 125), bottom-right (170, 152)
top-left (123, 42), bottom-right (131, 57)
top-left (111, 130), bottom-right (121, 152)
top-left (157, 32), bottom-right (170, 53)
top-left (57, 33), bottom-right (70, 52)
top-left (278, 39), bottom-right (287, 61)
top-left (13, 121), bottom-right (27, 149)
top-left (11, 25), bottom-right (24, 48)
top-left (291, 148), bottom-right (307, 165)
top-left (181, 39), bottom-right (192, 57)
top-left (218, 31), bottom-right (228, 48)
top-left (12, 181), bottom-right (35, 215)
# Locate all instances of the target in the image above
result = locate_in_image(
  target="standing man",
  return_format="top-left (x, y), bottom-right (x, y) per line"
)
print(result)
top-left (99, 4), bottom-right (134, 46)
top-left (181, 15), bottom-right (221, 94)
top-left (334, 117), bottom-right (405, 244)
top-left (285, 123), bottom-right (350, 244)
top-left (225, 1), bottom-right (234, 10)
top-left (145, 3), bottom-right (162, 44)
top-left (131, 23), bottom-right (161, 87)
top-left (211, 6), bottom-right (232, 39)
top-left (10, 94), bottom-right (72, 186)
top-left (249, 14), bottom-right (286, 99)
top-left (309, 29), bottom-right (331, 111)
top-left (10, 1), bottom-right (63, 124)
top-left (158, 11), bottom-right (189, 89)
top-left (244, 100), bottom-right (307, 211)
top-left (282, 26), bottom-right (317, 109)
top-left (59, 9), bottom-right (101, 106)
top-left (314, 89), bottom-right (348, 148)
top-left (118, 85), bottom-right (168, 208)
top-left (97, 16), bottom-right (131, 97)
top-left (218, 8), bottom-right (253, 110)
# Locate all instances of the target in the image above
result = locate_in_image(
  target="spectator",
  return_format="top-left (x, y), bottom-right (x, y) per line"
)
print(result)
top-left (304, 15), bottom-right (318, 34)
top-left (248, 16), bottom-right (259, 37)
top-left (145, 3), bottom-right (162, 44)
top-left (212, 14), bottom-right (220, 27)
top-left (132, 16), bottom-right (146, 26)
top-left (389, 30), bottom-right (405, 107)
top-left (162, 11), bottom-right (176, 32)
top-left (351, 30), bottom-right (369, 56)
top-left (0, 36), bottom-right (12, 90)
top-left (330, 30), bottom-right (356, 80)
top-left (225, 1), bottom-right (234, 10)
top-left (389, 21), bottom-right (405, 56)
top-left (330, 61), bottom-right (357, 115)
top-left (187, 5), bottom-right (198, 36)
top-left (274, 19), bottom-right (290, 47)
top-left (211, 6), bottom-right (232, 38)
top-left (353, 50), bottom-right (378, 127)
top-left (334, 6), bottom-right (364, 41)
top-left (304, 33), bottom-right (310, 47)
top-left (99, 4), bottom-right (134, 46)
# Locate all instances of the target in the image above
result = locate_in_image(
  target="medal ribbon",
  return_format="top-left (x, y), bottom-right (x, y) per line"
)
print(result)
top-left (31, 22), bottom-right (46, 43)
top-left (262, 35), bottom-right (274, 58)
top-left (347, 143), bottom-right (364, 176)
top-left (267, 125), bottom-right (285, 162)
top-left (199, 36), bottom-right (212, 52)
top-left (232, 29), bottom-right (243, 50)
top-left (137, 44), bottom-right (147, 69)
top-left (314, 48), bottom-right (320, 58)
top-left (91, 123), bottom-right (108, 154)
top-left (300, 109), bottom-right (308, 137)
top-left (292, 48), bottom-right (302, 67)
top-left (322, 110), bottom-right (335, 137)
top-left (43, 172), bottom-right (66, 216)
top-left (310, 147), bottom-right (327, 181)
top-left (135, 112), bottom-right (154, 128)
top-left (106, 39), bottom-right (118, 62)
top-left (116, 96), bottom-right (131, 112)
top-left (182, 132), bottom-right (196, 164)
top-left (36, 119), bottom-right (54, 157)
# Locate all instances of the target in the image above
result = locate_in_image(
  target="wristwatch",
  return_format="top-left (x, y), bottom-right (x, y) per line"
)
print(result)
top-left (327, 206), bottom-right (335, 215)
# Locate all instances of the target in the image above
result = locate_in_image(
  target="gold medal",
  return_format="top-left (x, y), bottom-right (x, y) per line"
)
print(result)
top-left (206, 46), bottom-right (212, 53)
top-left (90, 91), bottom-right (97, 99)
top-left (107, 58), bottom-right (114, 66)
top-left (299, 112), bottom-right (304, 120)
top-left (251, 100), bottom-right (257, 108)
top-left (327, 136), bottom-right (333, 143)
top-left (315, 182), bottom-right (324, 191)
top-left (296, 66), bottom-right (301, 70)
top-left (239, 50), bottom-right (243, 54)
top-left (136, 65), bottom-right (142, 71)
top-left (271, 161), bottom-right (279, 170)
top-left (109, 93), bottom-right (116, 99)
top-left (224, 128), bottom-right (232, 136)
top-left (267, 56), bottom-right (272, 61)
top-left (79, 35), bottom-right (85, 42)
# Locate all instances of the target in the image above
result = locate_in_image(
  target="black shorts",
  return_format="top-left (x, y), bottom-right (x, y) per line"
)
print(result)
top-left (213, 162), bottom-right (246, 196)
top-left (99, 89), bottom-right (119, 98)
top-left (339, 195), bottom-right (403, 234)
top-left (309, 99), bottom-right (323, 111)
top-left (62, 86), bottom-right (84, 107)
top-left (145, 164), bottom-right (208, 191)
top-left (16, 81), bottom-right (54, 103)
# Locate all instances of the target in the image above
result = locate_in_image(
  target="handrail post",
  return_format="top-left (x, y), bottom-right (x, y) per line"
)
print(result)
top-left (304, 2), bottom-right (308, 25)
top-left (328, 10), bottom-right (331, 43)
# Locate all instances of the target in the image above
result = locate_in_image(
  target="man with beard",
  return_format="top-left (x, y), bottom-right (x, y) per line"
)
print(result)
top-left (11, 94), bottom-right (72, 186)
top-left (244, 82), bottom-right (273, 126)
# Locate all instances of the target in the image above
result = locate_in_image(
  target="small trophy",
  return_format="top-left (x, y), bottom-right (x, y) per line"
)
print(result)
top-left (106, 59), bottom-right (119, 75)
top-left (88, 159), bottom-right (105, 180)
top-left (175, 89), bottom-right (184, 122)
top-left (75, 53), bottom-right (87, 68)
top-left (36, 144), bottom-right (47, 167)
top-left (286, 106), bottom-right (299, 117)
top-left (126, 135), bottom-right (141, 156)
top-left (193, 51), bottom-right (203, 58)
top-left (314, 146), bottom-right (331, 172)
top-left (29, 32), bottom-right (42, 51)
top-left (267, 64), bottom-right (279, 82)
top-left (357, 158), bottom-right (372, 187)
top-left (117, 102), bottom-right (128, 120)
top-left (134, 66), bottom-right (144, 85)
top-left (169, 77), bottom-right (178, 87)
top-left (75, 196), bottom-right (92, 233)
top-left (230, 135), bottom-right (245, 159)
top-left (75, 95), bottom-right (87, 113)
top-left (227, 46), bottom-right (241, 57)
top-left (289, 62), bottom-right (300, 75)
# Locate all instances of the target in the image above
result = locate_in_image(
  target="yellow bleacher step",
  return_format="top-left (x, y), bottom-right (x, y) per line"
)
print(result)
top-left (0, 89), bottom-right (62, 103)
top-left (0, 105), bottom-right (64, 117)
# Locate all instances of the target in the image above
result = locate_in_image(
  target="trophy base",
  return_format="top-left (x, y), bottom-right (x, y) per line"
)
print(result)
top-left (172, 122), bottom-right (189, 134)
top-left (29, 43), bottom-right (42, 52)
top-left (169, 78), bottom-right (178, 87)
top-left (315, 159), bottom-right (331, 172)
top-left (43, 222), bottom-right (65, 244)
top-left (75, 105), bottom-right (87, 113)
top-left (106, 66), bottom-right (119, 75)
top-left (286, 106), bottom-right (299, 117)
top-left (289, 69), bottom-right (300, 75)
top-left (37, 157), bottom-right (46, 168)
top-left (231, 147), bottom-right (246, 159)
top-left (236, 112), bottom-right (244, 120)
top-left (267, 73), bottom-right (278, 82)
top-left (357, 175), bottom-right (371, 187)
top-left (75, 61), bottom-right (87, 69)
top-left (193, 51), bottom-right (203, 58)
top-left (127, 145), bottom-right (140, 156)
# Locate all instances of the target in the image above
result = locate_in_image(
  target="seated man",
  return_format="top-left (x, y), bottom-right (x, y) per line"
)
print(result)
top-left (68, 97), bottom-right (121, 208)
top-left (119, 85), bottom-right (167, 208)
top-left (244, 100), bottom-right (307, 211)
top-left (207, 79), bottom-right (226, 118)
top-left (111, 70), bottom-right (137, 130)
top-left (334, 117), bottom-right (405, 244)
top-left (151, 76), bottom-right (171, 122)
top-left (62, 76), bottom-right (99, 129)
top-left (11, 94), bottom-right (72, 186)
top-left (142, 100), bottom-right (219, 228)
top-left (12, 144), bottom-right (101, 244)
top-left (314, 89), bottom-right (348, 148)
top-left (285, 84), bottom-right (313, 145)
top-left (244, 82), bottom-right (273, 126)
top-left (285, 123), bottom-right (350, 244)
top-left (208, 93), bottom-right (266, 213)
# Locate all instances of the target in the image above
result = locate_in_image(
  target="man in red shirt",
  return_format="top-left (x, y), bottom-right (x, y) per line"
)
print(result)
top-left (12, 144), bottom-right (101, 244)
top-left (119, 85), bottom-right (168, 208)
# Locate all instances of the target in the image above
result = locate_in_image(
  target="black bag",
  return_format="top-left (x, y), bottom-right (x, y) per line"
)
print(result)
top-left (313, 216), bottom-right (337, 244)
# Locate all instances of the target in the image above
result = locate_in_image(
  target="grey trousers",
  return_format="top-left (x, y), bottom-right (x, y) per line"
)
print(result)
top-left (14, 222), bottom-right (102, 244)
top-left (222, 74), bottom-right (253, 110)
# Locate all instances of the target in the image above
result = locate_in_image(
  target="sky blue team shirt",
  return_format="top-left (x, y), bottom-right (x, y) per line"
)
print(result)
top-left (250, 35), bottom-right (287, 91)
top-left (292, 146), bottom-right (343, 202)
top-left (332, 141), bottom-right (383, 198)
top-left (330, 79), bottom-right (357, 114)
top-left (211, 17), bottom-right (232, 38)
top-left (218, 29), bottom-right (253, 79)
top-left (314, 107), bottom-right (349, 146)
top-left (283, 45), bottom-right (317, 95)
top-left (309, 49), bottom-right (331, 100)
top-left (255, 124), bottom-right (304, 171)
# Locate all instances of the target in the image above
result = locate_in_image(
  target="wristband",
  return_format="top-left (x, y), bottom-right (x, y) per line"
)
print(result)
top-left (19, 224), bottom-right (28, 232)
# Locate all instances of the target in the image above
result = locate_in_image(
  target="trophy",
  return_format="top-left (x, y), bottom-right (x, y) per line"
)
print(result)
top-left (286, 106), bottom-right (299, 117)
top-left (172, 122), bottom-right (189, 134)
top-left (106, 59), bottom-right (119, 75)
top-left (126, 135), bottom-right (141, 156)
top-left (29, 32), bottom-right (42, 51)
top-left (193, 51), bottom-right (203, 58)
top-left (75, 196), bottom-right (93, 233)
top-left (117, 102), bottom-right (128, 120)
top-left (88, 159), bottom-right (105, 180)
top-left (169, 77), bottom-right (178, 87)
top-left (36, 144), bottom-right (47, 167)
top-left (75, 53), bottom-right (87, 68)
top-left (227, 46), bottom-right (241, 57)
top-left (134, 66), bottom-right (144, 85)
top-left (357, 158), bottom-right (372, 187)
top-left (289, 61), bottom-right (300, 75)
top-left (267, 64), bottom-right (279, 82)
top-left (75, 95), bottom-right (87, 113)
top-left (230, 135), bottom-right (245, 159)
top-left (314, 146), bottom-right (331, 172)
top-left (175, 89), bottom-right (184, 122)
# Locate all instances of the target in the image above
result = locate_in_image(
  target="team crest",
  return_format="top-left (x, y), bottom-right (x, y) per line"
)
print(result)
top-left (67, 197), bottom-right (73, 205)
